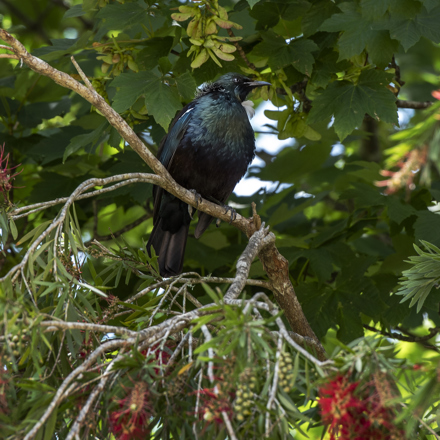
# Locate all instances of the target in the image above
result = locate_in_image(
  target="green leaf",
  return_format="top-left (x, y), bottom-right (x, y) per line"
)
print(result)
top-left (137, 37), bottom-right (174, 70)
top-left (96, 2), bottom-right (151, 30)
top-left (9, 218), bottom-right (18, 240)
top-left (63, 4), bottom-right (85, 18)
top-left (420, 0), bottom-right (439, 12)
top-left (252, 32), bottom-right (318, 73)
top-left (360, 0), bottom-right (391, 20)
top-left (32, 32), bottom-right (92, 61)
top-left (289, 39), bottom-right (320, 75)
top-left (17, 220), bottom-right (52, 245)
top-left (389, 6), bottom-right (440, 51)
top-left (63, 122), bottom-right (107, 162)
top-left (301, 0), bottom-right (340, 37)
top-left (43, 405), bottom-right (58, 440)
top-left (308, 70), bottom-right (397, 141)
top-left (111, 71), bottom-right (159, 113)
top-left (311, 48), bottom-right (351, 88)
top-left (397, 241), bottom-right (440, 312)
top-left (144, 81), bottom-right (182, 131)
top-left (111, 72), bottom-right (181, 130)
top-left (320, 2), bottom-right (384, 60)
top-left (246, 0), bottom-right (261, 8)
top-left (176, 72), bottom-right (197, 101)
top-left (366, 31), bottom-right (399, 68)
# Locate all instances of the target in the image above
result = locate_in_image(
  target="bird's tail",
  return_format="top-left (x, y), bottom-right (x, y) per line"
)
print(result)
top-left (147, 218), bottom-right (189, 277)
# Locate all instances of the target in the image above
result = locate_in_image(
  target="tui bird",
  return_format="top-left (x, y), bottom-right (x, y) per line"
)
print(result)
top-left (147, 72), bottom-right (271, 277)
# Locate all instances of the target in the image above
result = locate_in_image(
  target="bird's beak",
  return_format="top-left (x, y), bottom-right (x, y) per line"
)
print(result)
top-left (247, 80), bottom-right (271, 88)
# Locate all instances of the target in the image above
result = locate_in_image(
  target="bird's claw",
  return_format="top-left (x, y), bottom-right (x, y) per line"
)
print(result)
top-left (216, 218), bottom-right (221, 228)
top-left (188, 204), bottom-right (194, 219)
top-left (189, 189), bottom-right (203, 206)
top-left (188, 189), bottom-right (202, 219)
top-left (224, 205), bottom-right (237, 224)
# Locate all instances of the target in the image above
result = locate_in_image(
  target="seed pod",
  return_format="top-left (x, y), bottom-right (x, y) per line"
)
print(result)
top-left (171, 12), bottom-right (193, 21)
top-left (178, 5), bottom-right (197, 14)
top-left (207, 48), bottom-right (222, 67)
top-left (213, 41), bottom-right (236, 53)
top-left (191, 48), bottom-right (209, 68)
top-left (97, 54), bottom-right (114, 64)
top-left (187, 18), bottom-right (202, 38)
top-left (203, 39), bottom-right (215, 49)
top-left (189, 38), bottom-right (203, 46)
top-left (211, 46), bottom-right (234, 62)
top-left (127, 60), bottom-right (139, 72)
top-left (217, 5), bottom-right (228, 20)
top-left (213, 16), bottom-right (243, 30)
top-left (205, 19), bottom-right (217, 35)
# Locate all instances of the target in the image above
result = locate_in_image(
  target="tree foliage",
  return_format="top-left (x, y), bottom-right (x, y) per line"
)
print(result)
top-left (1, 0), bottom-right (440, 438)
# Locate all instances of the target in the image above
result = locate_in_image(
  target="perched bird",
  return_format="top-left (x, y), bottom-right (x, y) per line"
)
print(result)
top-left (147, 73), bottom-right (271, 277)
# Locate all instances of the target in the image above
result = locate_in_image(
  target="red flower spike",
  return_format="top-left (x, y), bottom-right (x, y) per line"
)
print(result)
top-left (109, 382), bottom-right (153, 440)
top-left (192, 386), bottom-right (233, 425)
top-left (318, 374), bottom-right (403, 440)
top-left (0, 143), bottom-right (23, 196)
top-left (375, 146), bottom-right (428, 195)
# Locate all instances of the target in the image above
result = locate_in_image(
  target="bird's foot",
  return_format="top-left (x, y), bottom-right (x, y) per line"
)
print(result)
top-left (189, 189), bottom-right (203, 206)
top-left (188, 189), bottom-right (203, 219)
top-left (214, 203), bottom-right (237, 226)
top-left (223, 204), bottom-right (237, 224)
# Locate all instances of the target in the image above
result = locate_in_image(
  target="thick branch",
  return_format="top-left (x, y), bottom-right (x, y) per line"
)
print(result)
top-left (256, 241), bottom-right (326, 360)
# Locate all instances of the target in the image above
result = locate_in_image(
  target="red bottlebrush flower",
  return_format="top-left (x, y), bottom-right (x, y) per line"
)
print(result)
top-left (109, 381), bottom-right (153, 440)
top-left (375, 145), bottom-right (428, 195)
top-left (0, 368), bottom-right (9, 415)
top-left (318, 373), bottom-right (403, 440)
top-left (318, 375), bottom-right (364, 435)
top-left (194, 386), bottom-right (233, 425)
top-left (141, 343), bottom-right (173, 375)
top-left (0, 143), bottom-right (23, 196)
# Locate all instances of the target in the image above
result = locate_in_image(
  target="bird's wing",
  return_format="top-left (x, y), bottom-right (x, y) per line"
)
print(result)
top-left (152, 102), bottom-right (196, 223)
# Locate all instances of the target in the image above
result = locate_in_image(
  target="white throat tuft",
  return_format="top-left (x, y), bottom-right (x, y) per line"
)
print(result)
top-left (241, 100), bottom-right (255, 120)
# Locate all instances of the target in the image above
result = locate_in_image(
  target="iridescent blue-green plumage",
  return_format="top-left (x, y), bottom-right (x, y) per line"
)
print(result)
top-left (147, 73), bottom-right (270, 277)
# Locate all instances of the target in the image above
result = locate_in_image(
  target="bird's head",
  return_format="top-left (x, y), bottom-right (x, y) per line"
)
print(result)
top-left (213, 73), bottom-right (271, 102)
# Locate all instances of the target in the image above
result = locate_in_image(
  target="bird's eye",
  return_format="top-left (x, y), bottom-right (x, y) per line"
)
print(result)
top-left (233, 77), bottom-right (240, 83)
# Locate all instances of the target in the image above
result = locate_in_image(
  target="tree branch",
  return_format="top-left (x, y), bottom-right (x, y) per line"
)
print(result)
top-left (364, 324), bottom-right (440, 352)
top-left (0, 28), bottom-right (325, 360)
top-left (396, 99), bottom-right (433, 109)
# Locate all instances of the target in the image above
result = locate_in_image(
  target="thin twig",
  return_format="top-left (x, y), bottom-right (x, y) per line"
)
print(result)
top-left (265, 334), bottom-right (282, 437)
top-left (226, 29), bottom-right (255, 70)
top-left (71, 55), bottom-right (93, 90)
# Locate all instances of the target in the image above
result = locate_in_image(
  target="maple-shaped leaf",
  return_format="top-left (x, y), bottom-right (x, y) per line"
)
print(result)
top-left (307, 70), bottom-right (397, 141)
top-left (111, 72), bottom-right (181, 131)
top-left (389, 5), bottom-right (440, 51)
top-left (252, 32), bottom-right (318, 75)
top-left (320, 2), bottom-right (380, 60)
